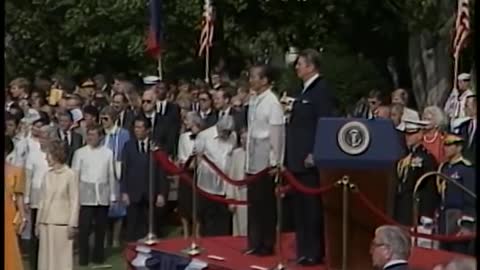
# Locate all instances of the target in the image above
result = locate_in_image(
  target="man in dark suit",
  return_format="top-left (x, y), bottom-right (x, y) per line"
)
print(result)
top-left (111, 92), bottom-right (136, 134)
top-left (56, 110), bottom-right (83, 165)
top-left (198, 91), bottom-right (218, 128)
top-left (154, 83), bottom-right (181, 157)
top-left (455, 94), bottom-right (476, 165)
top-left (285, 49), bottom-right (336, 266)
top-left (120, 116), bottom-right (169, 241)
top-left (371, 225), bottom-right (411, 270)
top-left (213, 88), bottom-right (246, 132)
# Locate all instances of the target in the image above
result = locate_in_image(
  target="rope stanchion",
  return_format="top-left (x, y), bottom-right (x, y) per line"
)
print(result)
top-left (281, 169), bottom-right (336, 195)
top-left (200, 155), bottom-right (269, 186)
top-left (353, 189), bottom-right (476, 242)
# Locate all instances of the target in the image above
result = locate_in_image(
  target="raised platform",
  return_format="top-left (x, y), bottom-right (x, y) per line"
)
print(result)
top-left (124, 233), bottom-right (470, 270)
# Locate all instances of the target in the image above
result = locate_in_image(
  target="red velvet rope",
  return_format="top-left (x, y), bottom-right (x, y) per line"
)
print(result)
top-left (200, 155), bottom-right (270, 186)
top-left (176, 172), bottom-right (248, 205)
top-left (353, 190), bottom-right (476, 242)
top-left (281, 169), bottom-right (337, 195)
top-left (154, 151), bottom-right (247, 205)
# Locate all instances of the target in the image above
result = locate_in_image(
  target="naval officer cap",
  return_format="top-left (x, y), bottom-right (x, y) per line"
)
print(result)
top-left (443, 134), bottom-right (464, 145)
top-left (143, 75), bottom-right (161, 85)
top-left (458, 73), bottom-right (471, 81)
top-left (401, 118), bottom-right (429, 134)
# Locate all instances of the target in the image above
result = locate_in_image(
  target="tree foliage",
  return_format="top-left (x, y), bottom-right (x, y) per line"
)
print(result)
top-left (6, 0), bottom-right (473, 108)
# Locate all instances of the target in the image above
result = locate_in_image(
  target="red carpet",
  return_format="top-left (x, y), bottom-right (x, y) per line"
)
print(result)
top-left (125, 233), bottom-right (471, 270)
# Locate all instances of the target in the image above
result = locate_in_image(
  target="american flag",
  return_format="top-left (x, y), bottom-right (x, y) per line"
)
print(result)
top-left (198, 0), bottom-right (214, 57)
top-left (453, 0), bottom-right (470, 57)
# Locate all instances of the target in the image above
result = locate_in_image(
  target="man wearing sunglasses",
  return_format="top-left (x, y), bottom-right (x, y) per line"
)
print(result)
top-left (197, 91), bottom-right (218, 128)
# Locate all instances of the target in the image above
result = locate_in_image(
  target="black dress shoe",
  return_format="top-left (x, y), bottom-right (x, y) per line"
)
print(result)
top-left (257, 247), bottom-right (274, 256)
top-left (298, 257), bottom-right (321, 266)
top-left (296, 256), bottom-right (307, 264)
top-left (242, 248), bottom-right (261, 255)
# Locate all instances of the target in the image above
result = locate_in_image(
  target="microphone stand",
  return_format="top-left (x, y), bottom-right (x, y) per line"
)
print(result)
top-left (182, 155), bottom-right (202, 256)
top-left (142, 141), bottom-right (159, 245)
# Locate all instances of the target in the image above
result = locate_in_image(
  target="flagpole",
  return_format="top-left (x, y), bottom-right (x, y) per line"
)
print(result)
top-left (205, 47), bottom-right (210, 84)
top-left (158, 54), bottom-right (163, 80)
top-left (453, 52), bottom-right (460, 91)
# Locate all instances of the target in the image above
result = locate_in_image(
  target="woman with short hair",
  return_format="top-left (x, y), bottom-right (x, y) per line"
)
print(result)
top-left (421, 106), bottom-right (447, 163)
top-left (36, 139), bottom-right (79, 270)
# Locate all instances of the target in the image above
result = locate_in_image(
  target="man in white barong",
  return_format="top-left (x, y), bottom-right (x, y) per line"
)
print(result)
top-left (244, 63), bottom-right (285, 256)
top-left (194, 115), bottom-right (237, 236)
top-left (71, 125), bottom-right (116, 267)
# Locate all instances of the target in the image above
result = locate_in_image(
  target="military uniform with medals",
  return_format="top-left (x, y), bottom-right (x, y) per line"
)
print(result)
top-left (394, 121), bottom-right (439, 226)
top-left (437, 134), bottom-right (476, 254)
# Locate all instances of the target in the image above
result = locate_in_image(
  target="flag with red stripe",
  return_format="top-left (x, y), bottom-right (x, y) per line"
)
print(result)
top-left (453, 0), bottom-right (470, 57)
top-left (198, 0), bottom-right (214, 57)
top-left (146, 0), bottom-right (165, 58)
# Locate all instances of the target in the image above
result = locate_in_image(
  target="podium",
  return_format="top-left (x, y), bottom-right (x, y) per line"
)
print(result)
top-left (313, 118), bottom-right (404, 270)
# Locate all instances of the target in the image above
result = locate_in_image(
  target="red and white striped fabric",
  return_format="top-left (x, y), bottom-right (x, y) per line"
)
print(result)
top-left (453, 0), bottom-right (470, 57)
top-left (198, 0), bottom-right (214, 57)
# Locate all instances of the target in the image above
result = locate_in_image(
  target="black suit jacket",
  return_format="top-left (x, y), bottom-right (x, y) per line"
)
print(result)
top-left (56, 129), bottom-right (83, 166)
top-left (384, 262), bottom-right (409, 270)
top-left (120, 139), bottom-right (169, 203)
top-left (285, 76), bottom-right (336, 173)
top-left (457, 119), bottom-right (477, 165)
top-left (148, 102), bottom-right (181, 156)
top-left (199, 110), bottom-right (218, 128)
top-left (117, 109), bottom-right (136, 134)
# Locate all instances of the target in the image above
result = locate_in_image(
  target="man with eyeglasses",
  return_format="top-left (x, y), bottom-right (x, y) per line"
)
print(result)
top-left (111, 92), bottom-right (136, 133)
top-left (197, 91), bottom-right (218, 128)
top-left (370, 225), bottom-right (411, 270)
top-left (99, 106), bottom-right (131, 248)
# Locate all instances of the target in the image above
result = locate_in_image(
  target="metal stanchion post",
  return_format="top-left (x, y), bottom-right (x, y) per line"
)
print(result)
top-left (143, 143), bottom-right (159, 245)
top-left (340, 175), bottom-right (351, 270)
top-left (182, 155), bottom-right (202, 256)
top-left (272, 167), bottom-right (287, 270)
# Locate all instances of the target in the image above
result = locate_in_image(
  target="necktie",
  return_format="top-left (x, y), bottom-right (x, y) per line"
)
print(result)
top-left (220, 111), bottom-right (225, 117)
top-left (141, 141), bottom-right (146, 153)
top-left (63, 131), bottom-right (69, 145)
top-left (159, 103), bottom-right (164, 115)
top-left (117, 115), bottom-right (123, 127)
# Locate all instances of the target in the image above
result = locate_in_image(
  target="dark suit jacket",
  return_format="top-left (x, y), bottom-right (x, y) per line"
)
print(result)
top-left (146, 102), bottom-right (181, 156)
top-left (384, 262), bottom-right (409, 270)
top-left (198, 110), bottom-right (218, 128)
top-left (120, 139), bottom-right (169, 203)
top-left (285, 76), bottom-right (336, 173)
top-left (457, 119), bottom-right (477, 165)
top-left (56, 129), bottom-right (83, 166)
top-left (117, 109), bottom-right (136, 134)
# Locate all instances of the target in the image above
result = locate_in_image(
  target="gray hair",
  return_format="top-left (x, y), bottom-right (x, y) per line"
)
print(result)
top-left (185, 112), bottom-right (206, 130)
top-left (216, 115), bottom-right (235, 132)
top-left (376, 225), bottom-right (411, 260)
top-left (423, 106), bottom-right (448, 129)
top-left (445, 258), bottom-right (477, 270)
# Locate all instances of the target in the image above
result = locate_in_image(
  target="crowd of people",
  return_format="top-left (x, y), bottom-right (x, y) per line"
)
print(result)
top-left (4, 48), bottom-right (476, 270)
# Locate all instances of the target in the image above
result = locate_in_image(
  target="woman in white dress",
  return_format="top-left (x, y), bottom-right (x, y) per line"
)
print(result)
top-left (36, 139), bottom-right (79, 270)
top-left (226, 129), bottom-right (248, 236)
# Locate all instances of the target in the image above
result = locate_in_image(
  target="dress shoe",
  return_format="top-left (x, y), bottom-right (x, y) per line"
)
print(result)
top-left (256, 247), bottom-right (274, 256)
top-left (296, 256), bottom-right (307, 264)
top-left (298, 257), bottom-right (321, 266)
top-left (242, 248), bottom-right (261, 255)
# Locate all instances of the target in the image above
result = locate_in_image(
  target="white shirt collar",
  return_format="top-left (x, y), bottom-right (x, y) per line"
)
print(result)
top-left (384, 259), bottom-right (408, 269)
top-left (201, 109), bottom-right (212, 116)
top-left (145, 111), bottom-right (156, 118)
top-left (220, 107), bottom-right (231, 116)
top-left (105, 125), bottom-right (119, 135)
top-left (303, 73), bottom-right (320, 91)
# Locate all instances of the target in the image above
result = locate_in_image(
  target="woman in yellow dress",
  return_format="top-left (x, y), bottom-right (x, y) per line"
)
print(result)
top-left (5, 136), bottom-right (27, 270)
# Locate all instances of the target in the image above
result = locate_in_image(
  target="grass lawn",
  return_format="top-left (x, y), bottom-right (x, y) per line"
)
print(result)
top-left (23, 226), bottom-right (183, 270)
